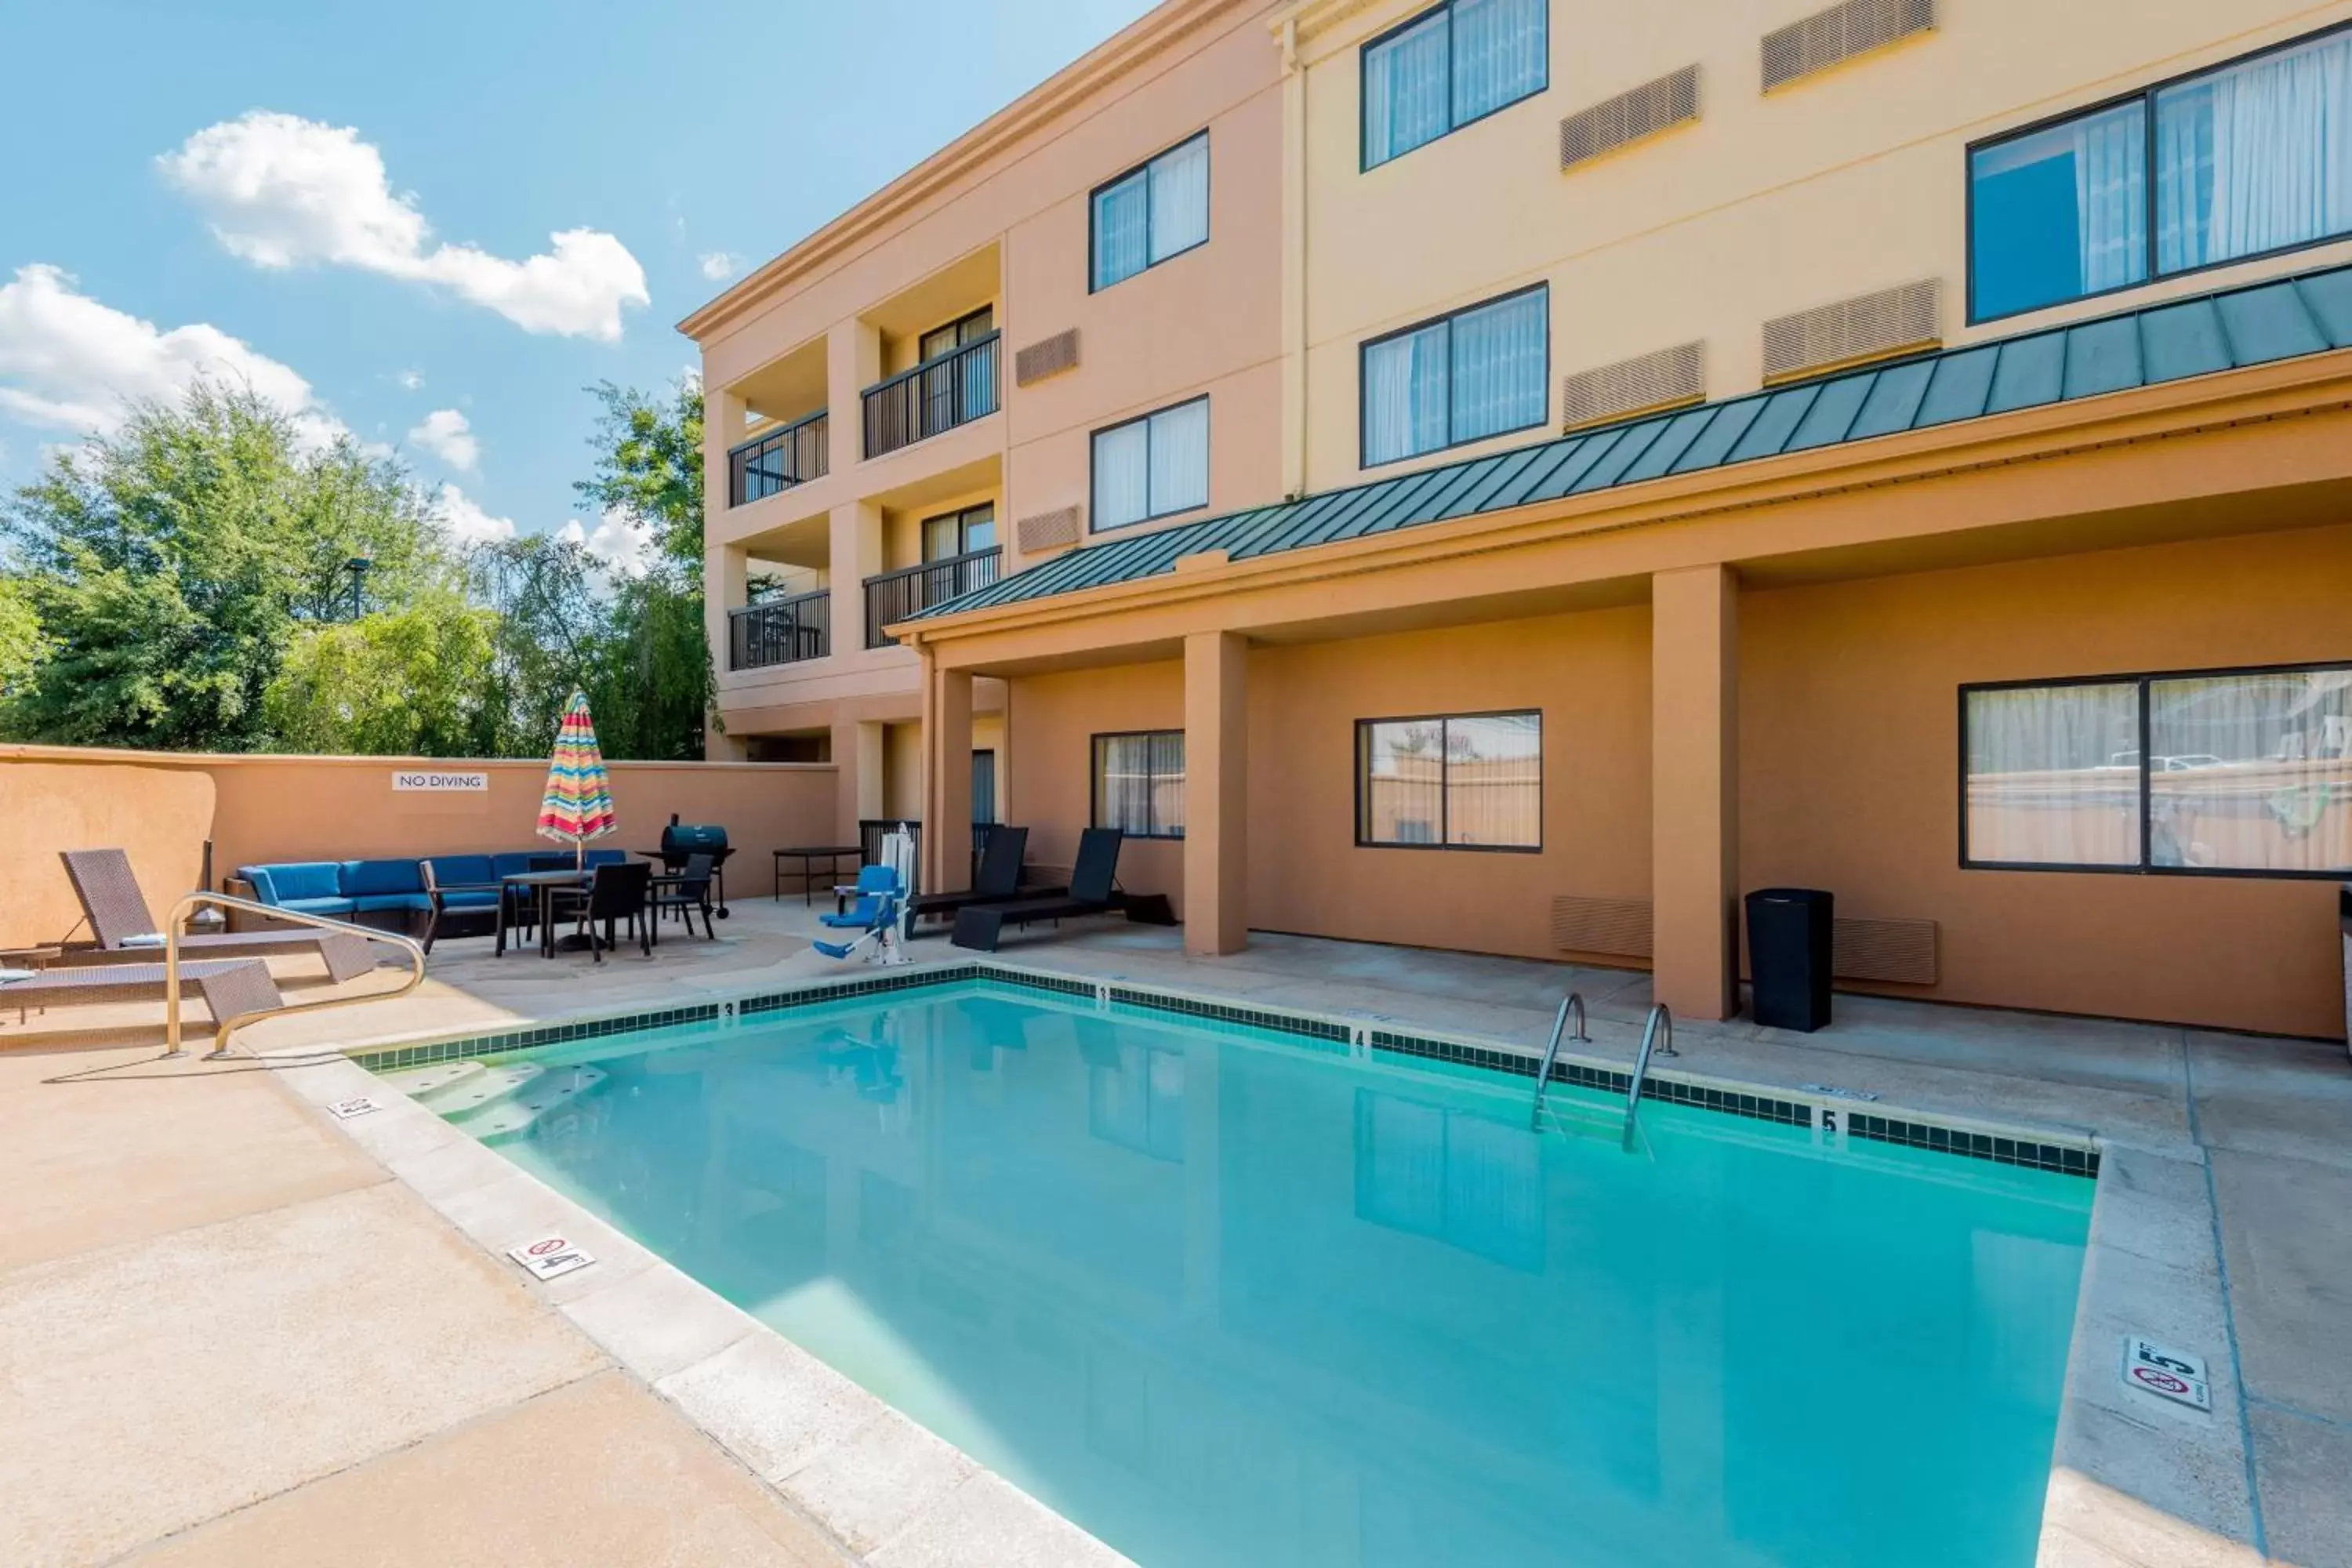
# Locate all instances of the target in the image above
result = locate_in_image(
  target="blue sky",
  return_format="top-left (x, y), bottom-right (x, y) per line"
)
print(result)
top-left (0, 0), bottom-right (1155, 561)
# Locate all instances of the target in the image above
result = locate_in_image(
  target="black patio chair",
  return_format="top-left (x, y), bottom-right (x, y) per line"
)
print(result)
top-left (543, 862), bottom-right (653, 962)
top-left (650, 853), bottom-right (717, 942)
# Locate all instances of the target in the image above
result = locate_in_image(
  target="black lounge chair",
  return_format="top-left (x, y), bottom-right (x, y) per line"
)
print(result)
top-left (906, 827), bottom-right (1062, 936)
top-left (949, 829), bottom-right (1133, 953)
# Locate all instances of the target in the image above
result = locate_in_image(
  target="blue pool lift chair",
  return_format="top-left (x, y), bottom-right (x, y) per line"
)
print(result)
top-left (814, 864), bottom-right (909, 964)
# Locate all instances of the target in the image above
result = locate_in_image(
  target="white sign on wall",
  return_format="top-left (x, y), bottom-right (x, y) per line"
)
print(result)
top-left (392, 771), bottom-right (489, 793)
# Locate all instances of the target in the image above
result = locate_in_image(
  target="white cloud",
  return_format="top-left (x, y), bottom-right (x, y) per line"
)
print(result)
top-left (698, 251), bottom-right (740, 281)
top-left (406, 407), bottom-right (477, 471)
top-left (161, 111), bottom-right (650, 341)
top-left (430, 484), bottom-right (517, 546)
top-left (394, 368), bottom-right (423, 390)
top-left (0, 262), bottom-right (350, 451)
top-left (558, 507), bottom-right (655, 579)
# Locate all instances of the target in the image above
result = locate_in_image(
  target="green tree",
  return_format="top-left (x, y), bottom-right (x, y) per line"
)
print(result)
top-left (1, 383), bottom-right (448, 750)
top-left (567, 377), bottom-right (713, 760)
top-left (263, 591), bottom-right (502, 756)
top-left (0, 577), bottom-right (42, 697)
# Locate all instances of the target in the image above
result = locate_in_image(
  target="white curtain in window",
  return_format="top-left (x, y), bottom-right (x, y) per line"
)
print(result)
top-left (1364, 322), bottom-right (1449, 465)
top-left (2158, 32), bottom-right (2352, 273)
top-left (1148, 136), bottom-right (1209, 263)
top-left (2147, 670), bottom-right (2352, 872)
top-left (1450, 0), bottom-right (1545, 126)
top-left (1964, 684), bottom-right (2141, 866)
top-left (2072, 103), bottom-right (2149, 292)
top-left (1097, 735), bottom-right (1152, 835)
top-left (1092, 174), bottom-right (1150, 290)
top-left (1092, 420), bottom-right (1150, 529)
top-left (1364, 9), bottom-right (1450, 167)
top-left (1147, 399), bottom-right (1209, 516)
top-left (1444, 712), bottom-right (1541, 848)
top-left (1147, 731), bottom-right (1186, 837)
top-left (1450, 289), bottom-right (1546, 445)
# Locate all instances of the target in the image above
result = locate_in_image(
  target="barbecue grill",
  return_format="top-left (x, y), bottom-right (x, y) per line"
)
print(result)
top-left (640, 816), bottom-right (735, 917)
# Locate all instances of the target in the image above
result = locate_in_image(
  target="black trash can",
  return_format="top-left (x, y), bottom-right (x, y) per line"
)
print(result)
top-left (1747, 887), bottom-right (1835, 1033)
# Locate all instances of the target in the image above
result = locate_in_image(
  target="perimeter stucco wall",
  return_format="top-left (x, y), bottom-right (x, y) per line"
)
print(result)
top-left (0, 749), bottom-right (837, 952)
top-left (1291, 0), bottom-right (2352, 492)
top-left (1001, 521), bottom-right (2352, 1036)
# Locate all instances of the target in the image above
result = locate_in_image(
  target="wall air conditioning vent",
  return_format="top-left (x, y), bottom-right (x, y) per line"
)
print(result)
top-left (1762, 278), bottom-right (1940, 383)
top-left (1551, 895), bottom-right (1654, 959)
top-left (1762, 0), bottom-right (1934, 92)
top-left (1561, 341), bottom-right (1706, 430)
top-left (1559, 65), bottom-right (1701, 171)
top-left (1833, 916), bottom-right (1939, 986)
top-left (1017, 505), bottom-right (1083, 554)
top-left (1014, 328), bottom-right (1080, 387)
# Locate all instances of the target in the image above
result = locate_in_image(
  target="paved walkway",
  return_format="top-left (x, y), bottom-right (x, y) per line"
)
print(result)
top-left (2, 902), bottom-right (2346, 1566)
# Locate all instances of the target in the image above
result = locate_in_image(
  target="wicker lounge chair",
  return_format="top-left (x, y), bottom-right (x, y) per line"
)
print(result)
top-left (906, 827), bottom-right (1062, 936)
top-left (949, 829), bottom-right (1128, 953)
top-left (60, 849), bottom-right (379, 982)
top-left (0, 959), bottom-right (285, 1045)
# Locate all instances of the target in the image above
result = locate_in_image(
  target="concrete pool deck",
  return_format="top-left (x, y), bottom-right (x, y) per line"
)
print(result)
top-left (2, 899), bottom-right (2347, 1566)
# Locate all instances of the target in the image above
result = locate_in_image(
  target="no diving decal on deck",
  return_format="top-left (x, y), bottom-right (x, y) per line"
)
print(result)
top-left (2122, 1336), bottom-right (2212, 1412)
top-left (325, 1096), bottom-right (379, 1120)
top-left (507, 1236), bottom-right (597, 1283)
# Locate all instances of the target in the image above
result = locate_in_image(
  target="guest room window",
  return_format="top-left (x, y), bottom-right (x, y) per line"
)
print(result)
top-left (1962, 663), bottom-right (2352, 875)
top-left (1091, 397), bottom-right (1210, 531)
top-left (1091, 132), bottom-right (1210, 292)
top-left (1094, 731), bottom-right (1186, 839)
top-left (1356, 710), bottom-right (1541, 850)
top-left (1362, 0), bottom-right (1548, 170)
top-left (1968, 24), bottom-right (2352, 322)
top-left (1360, 285), bottom-right (1548, 467)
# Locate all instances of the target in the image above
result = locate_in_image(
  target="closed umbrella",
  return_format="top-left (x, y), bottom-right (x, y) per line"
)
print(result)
top-left (538, 691), bottom-right (617, 869)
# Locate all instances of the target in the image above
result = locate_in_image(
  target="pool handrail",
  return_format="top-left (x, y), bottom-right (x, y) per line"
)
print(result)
top-left (1620, 1003), bottom-right (1675, 1151)
top-left (1529, 991), bottom-right (1589, 1123)
top-left (164, 891), bottom-right (425, 1059)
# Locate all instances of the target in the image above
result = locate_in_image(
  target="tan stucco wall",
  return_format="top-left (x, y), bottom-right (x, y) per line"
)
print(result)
top-left (0, 749), bottom-right (838, 951)
top-left (1741, 521), bottom-right (2352, 1040)
top-left (997, 520), bottom-right (2352, 1036)
top-left (1291, 0), bottom-right (2352, 490)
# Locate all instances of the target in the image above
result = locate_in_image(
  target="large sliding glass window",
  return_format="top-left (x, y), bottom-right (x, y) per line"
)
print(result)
top-left (1357, 711), bottom-right (1541, 850)
top-left (1363, 0), bottom-right (1548, 170)
top-left (1962, 664), bottom-right (2352, 875)
top-left (1094, 731), bottom-right (1186, 840)
top-left (1969, 25), bottom-right (2352, 321)
top-left (1361, 285), bottom-right (1547, 466)
top-left (1091, 397), bottom-right (1209, 532)
top-left (1091, 132), bottom-right (1210, 292)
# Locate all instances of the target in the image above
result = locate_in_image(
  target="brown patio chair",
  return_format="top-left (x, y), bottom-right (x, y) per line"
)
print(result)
top-left (60, 849), bottom-right (379, 982)
top-left (0, 958), bottom-right (285, 1047)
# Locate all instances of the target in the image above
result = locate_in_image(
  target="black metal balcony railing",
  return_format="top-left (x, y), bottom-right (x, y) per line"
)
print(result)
top-left (862, 333), bottom-right (1000, 459)
top-left (727, 410), bottom-right (829, 506)
top-left (862, 547), bottom-right (1000, 648)
top-left (728, 590), bottom-right (830, 670)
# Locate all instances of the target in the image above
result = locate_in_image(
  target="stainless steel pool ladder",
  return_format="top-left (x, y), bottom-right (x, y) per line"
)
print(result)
top-left (1529, 992), bottom-right (1589, 1123)
top-left (1621, 1004), bottom-right (1675, 1150)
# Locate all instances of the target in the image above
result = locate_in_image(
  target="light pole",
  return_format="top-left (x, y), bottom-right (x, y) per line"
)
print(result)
top-left (344, 556), bottom-right (372, 621)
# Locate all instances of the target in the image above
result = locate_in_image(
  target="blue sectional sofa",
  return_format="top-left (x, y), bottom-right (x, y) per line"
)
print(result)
top-left (235, 851), bottom-right (630, 949)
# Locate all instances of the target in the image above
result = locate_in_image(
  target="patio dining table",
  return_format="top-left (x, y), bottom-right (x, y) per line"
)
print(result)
top-left (493, 869), bottom-right (590, 958)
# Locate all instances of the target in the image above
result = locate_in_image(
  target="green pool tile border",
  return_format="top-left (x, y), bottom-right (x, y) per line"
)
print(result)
top-left (1109, 985), bottom-right (1352, 1044)
top-left (346, 960), bottom-right (2096, 1180)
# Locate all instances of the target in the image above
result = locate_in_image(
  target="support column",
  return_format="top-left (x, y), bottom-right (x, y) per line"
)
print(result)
top-left (705, 543), bottom-right (748, 759)
top-left (1183, 631), bottom-right (1248, 956)
top-left (920, 655), bottom-right (974, 895)
top-left (1652, 564), bottom-right (1740, 1022)
top-left (829, 501), bottom-right (881, 655)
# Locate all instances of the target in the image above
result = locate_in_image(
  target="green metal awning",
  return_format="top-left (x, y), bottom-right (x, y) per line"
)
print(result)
top-left (911, 261), bottom-right (2352, 625)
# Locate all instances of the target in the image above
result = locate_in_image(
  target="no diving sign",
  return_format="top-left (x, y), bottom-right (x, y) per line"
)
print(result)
top-left (2122, 1335), bottom-right (2212, 1412)
top-left (507, 1235), bottom-right (596, 1283)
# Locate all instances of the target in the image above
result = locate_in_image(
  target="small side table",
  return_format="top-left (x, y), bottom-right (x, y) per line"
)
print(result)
top-left (773, 847), bottom-right (862, 908)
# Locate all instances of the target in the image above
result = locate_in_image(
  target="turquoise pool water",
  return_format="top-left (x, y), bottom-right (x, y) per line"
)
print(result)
top-left (431, 984), bottom-right (2092, 1567)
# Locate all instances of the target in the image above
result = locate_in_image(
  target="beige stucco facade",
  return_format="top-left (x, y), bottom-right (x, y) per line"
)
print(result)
top-left (697, 0), bottom-right (2352, 1038)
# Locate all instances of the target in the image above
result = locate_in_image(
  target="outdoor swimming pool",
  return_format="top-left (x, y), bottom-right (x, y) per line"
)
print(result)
top-left (401, 980), bottom-right (2093, 1567)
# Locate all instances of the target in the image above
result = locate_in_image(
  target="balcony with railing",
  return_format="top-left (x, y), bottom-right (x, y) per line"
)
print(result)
top-left (727, 410), bottom-right (829, 507)
top-left (862, 332), bottom-right (1000, 459)
top-left (862, 547), bottom-right (1000, 648)
top-left (728, 590), bottom-right (830, 670)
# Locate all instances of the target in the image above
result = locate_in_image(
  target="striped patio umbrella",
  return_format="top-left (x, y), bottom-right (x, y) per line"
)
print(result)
top-left (537, 691), bottom-right (617, 867)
